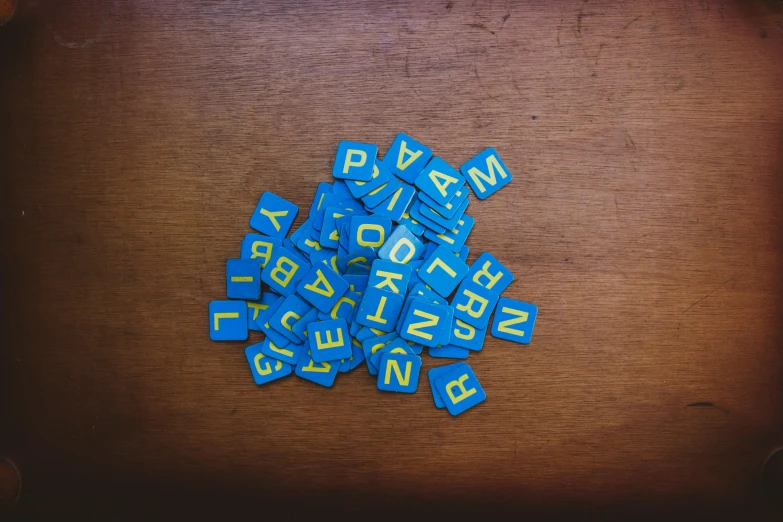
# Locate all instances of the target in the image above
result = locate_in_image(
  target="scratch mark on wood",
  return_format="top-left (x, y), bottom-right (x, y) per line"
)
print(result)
top-left (682, 279), bottom-right (732, 314)
top-left (685, 402), bottom-right (730, 415)
top-left (556, 19), bottom-right (564, 57)
top-left (500, 13), bottom-right (510, 32)
top-left (466, 22), bottom-right (495, 35)
top-left (473, 64), bottom-right (499, 100)
top-left (625, 131), bottom-right (637, 149)
top-left (622, 15), bottom-right (642, 32)
top-left (683, 0), bottom-right (695, 29)
top-left (53, 22), bottom-right (107, 49)
top-left (595, 42), bottom-right (606, 64)
top-left (576, 8), bottom-right (599, 35)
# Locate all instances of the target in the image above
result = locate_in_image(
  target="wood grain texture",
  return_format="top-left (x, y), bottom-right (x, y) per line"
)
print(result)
top-left (1, 0), bottom-right (782, 519)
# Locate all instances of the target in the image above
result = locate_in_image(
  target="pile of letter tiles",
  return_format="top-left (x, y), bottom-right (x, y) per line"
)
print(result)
top-left (209, 133), bottom-right (538, 416)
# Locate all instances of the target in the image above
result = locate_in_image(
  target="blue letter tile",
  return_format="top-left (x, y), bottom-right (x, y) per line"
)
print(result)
top-left (241, 234), bottom-right (282, 268)
top-left (268, 294), bottom-right (312, 343)
top-left (308, 182), bottom-right (333, 220)
top-left (369, 337), bottom-right (416, 369)
top-left (319, 290), bottom-right (361, 323)
top-left (460, 147), bottom-right (513, 200)
top-left (435, 364), bottom-right (486, 416)
top-left (246, 292), bottom-right (279, 332)
top-left (417, 186), bottom-right (469, 220)
top-left (260, 337), bottom-right (304, 366)
top-left (291, 307), bottom-right (320, 343)
top-left (337, 247), bottom-right (378, 274)
top-left (296, 264), bottom-right (349, 313)
top-left (451, 279), bottom-right (499, 329)
top-left (418, 245), bottom-right (469, 298)
top-left (261, 247), bottom-right (310, 296)
top-left (249, 192), bottom-right (299, 238)
top-left (449, 318), bottom-right (487, 351)
top-left (332, 141), bottom-right (378, 181)
top-left (428, 362), bottom-right (468, 408)
top-left (245, 343), bottom-right (292, 385)
top-left (355, 287), bottom-right (404, 332)
top-left (368, 259), bottom-right (412, 295)
top-left (295, 350), bottom-right (339, 387)
top-left (377, 353), bottom-right (422, 393)
top-left (418, 196), bottom-right (469, 231)
top-left (466, 252), bottom-right (514, 294)
top-left (370, 183), bottom-right (416, 222)
top-left (423, 214), bottom-right (474, 253)
top-left (349, 215), bottom-right (392, 253)
top-left (345, 160), bottom-right (391, 198)
top-left (382, 133), bottom-right (433, 184)
top-left (399, 299), bottom-right (450, 348)
top-left (360, 174), bottom-right (402, 209)
top-left (409, 199), bottom-right (447, 234)
top-left (209, 300), bottom-right (248, 341)
top-left (414, 157), bottom-right (465, 206)
top-left (490, 298), bottom-right (538, 345)
top-left (308, 319), bottom-right (352, 362)
top-left (226, 258), bottom-right (262, 300)
top-left (361, 332), bottom-right (399, 375)
top-left (377, 225), bottom-right (424, 264)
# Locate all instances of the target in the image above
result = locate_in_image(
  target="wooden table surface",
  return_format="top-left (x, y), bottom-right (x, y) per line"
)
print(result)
top-left (1, 0), bottom-right (782, 519)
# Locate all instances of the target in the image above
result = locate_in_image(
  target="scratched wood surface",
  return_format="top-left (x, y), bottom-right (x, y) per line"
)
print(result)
top-left (1, 0), bottom-right (782, 519)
